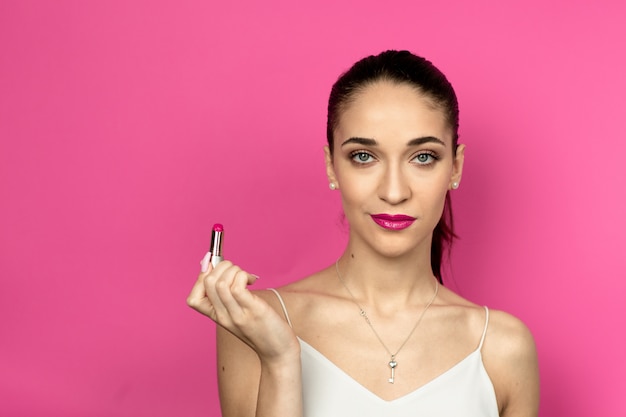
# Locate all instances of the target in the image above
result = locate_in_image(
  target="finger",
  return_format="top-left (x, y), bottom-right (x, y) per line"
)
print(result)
top-left (212, 261), bottom-right (258, 283)
top-left (203, 261), bottom-right (236, 321)
top-left (187, 262), bottom-right (214, 309)
top-left (197, 261), bottom-right (258, 323)
top-left (247, 274), bottom-right (260, 285)
top-left (212, 264), bottom-right (259, 317)
top-left (217, 268), bottom-right (252, 321)
top-left (230, 271), bottom-right (263, 311)
top-left (200, 251), bottom-right (212, 273)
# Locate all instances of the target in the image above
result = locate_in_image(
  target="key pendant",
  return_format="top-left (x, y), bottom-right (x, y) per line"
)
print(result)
top-left (388, 357), bottom-right (398, 384)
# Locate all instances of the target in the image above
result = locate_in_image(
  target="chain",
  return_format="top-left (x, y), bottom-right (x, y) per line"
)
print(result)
top-left (335, 260), bottom-right (439, 360)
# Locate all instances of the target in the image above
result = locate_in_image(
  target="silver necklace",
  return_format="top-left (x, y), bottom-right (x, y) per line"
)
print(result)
top-left (335, 260), bottom-right (439, 384)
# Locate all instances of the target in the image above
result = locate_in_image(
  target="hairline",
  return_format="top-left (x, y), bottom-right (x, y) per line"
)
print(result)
top-left (330, 78), bottom-right (453, 154)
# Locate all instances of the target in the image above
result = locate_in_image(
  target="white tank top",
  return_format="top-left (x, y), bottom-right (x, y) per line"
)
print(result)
top-left (269, 289), bottom-right (499, 417)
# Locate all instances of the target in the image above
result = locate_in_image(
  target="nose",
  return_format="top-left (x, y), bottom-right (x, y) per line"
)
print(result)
top-left (378, 162), bottom-right (411, 205)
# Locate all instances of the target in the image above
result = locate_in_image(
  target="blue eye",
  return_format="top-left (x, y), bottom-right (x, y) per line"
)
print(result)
top-left (351, 151), bottom-right (374, 164)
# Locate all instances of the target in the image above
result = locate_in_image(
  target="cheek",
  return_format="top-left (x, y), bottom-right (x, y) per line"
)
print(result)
top-left (334, 162), bottom-right (373, 194)
top-left (337, 177), bottom-right (368, 210)
top-left (334, 170), bottom-right (377, 217)
top-left (415, 175), bottom-right (451, 215)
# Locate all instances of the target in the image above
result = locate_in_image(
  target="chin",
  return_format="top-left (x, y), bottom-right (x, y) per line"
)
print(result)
top-left (380, 231), bottom-right (433, 257)
top-left (349, 221), bottom-right (432, 256)
top-left (370, 239), bottom-right (422, 259)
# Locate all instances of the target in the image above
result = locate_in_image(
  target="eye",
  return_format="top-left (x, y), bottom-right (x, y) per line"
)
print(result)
top-left (350, 151), bottom-right (375, 164)
top-left (412, 151), bottom-right (439, 166)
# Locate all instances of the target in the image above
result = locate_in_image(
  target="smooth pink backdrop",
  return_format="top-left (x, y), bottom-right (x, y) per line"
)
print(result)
top-left (1, 1), bottom-right (625, 416)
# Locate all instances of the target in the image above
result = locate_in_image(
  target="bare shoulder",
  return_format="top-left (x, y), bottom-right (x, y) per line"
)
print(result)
top-left (252, 287), bottom-right (296, 327)
top-left (484, 309), bottom-right (537, 357)
top-left (252, 272), bottom-right (323, 301)
top-left (252, 268), bottom-right (340, 335)
top-left (482, 309), bottom-right (540, 417)
top-left (255, 267), bottom-right (335, 301)
top-left (250, 270), bottom-right (329, 320)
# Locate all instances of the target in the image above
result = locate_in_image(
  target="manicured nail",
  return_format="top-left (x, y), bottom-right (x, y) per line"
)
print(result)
top-left (200, 251), bottom-right (212, 272)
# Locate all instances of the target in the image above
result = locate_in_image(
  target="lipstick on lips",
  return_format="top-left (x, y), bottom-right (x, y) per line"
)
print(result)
top-left (371, 214), bottom-right (416, 230)
top-left (210, 223), bottom-right (224, 267)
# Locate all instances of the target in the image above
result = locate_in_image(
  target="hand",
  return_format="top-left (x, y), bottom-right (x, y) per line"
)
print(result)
top-left (187, 260), bottom-right (299, 363)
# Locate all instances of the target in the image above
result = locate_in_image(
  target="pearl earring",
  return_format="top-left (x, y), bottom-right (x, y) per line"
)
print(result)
top-left (452, 182), bottom-right (459, 189)
top-left (329, 183), bottom-right (337, 190)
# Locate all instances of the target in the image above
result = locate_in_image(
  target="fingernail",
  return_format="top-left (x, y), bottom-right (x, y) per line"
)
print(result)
top-left (200, 251), bottom-right (212, 272)
top-left (251, 274), bottom-right (260, 280)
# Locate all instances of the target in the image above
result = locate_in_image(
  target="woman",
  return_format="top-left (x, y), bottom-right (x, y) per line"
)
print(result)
top-left (187, 50), bottom-right (539, 417)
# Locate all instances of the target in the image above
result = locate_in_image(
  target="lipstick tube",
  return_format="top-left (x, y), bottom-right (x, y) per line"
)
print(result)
top-left (210, 223), bottom-right (224, 267)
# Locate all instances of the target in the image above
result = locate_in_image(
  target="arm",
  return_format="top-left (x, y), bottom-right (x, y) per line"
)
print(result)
top-left (483, 311), bottom-right (540, 417)
top-left (188, 262), bottom-right (303, 417)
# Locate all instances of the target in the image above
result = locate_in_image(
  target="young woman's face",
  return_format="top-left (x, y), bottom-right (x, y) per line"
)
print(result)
top-left (325, 81), bottom-right (464, 258)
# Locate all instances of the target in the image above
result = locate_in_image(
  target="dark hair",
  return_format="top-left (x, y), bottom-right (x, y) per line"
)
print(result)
top-left (326, 50), bottom-right (459, 284)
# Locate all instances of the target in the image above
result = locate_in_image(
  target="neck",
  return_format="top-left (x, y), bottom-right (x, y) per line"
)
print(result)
top-left (336, 242), bottom-right (438, 307)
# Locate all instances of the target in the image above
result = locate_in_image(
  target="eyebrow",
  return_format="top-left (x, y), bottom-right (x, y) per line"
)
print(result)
top-left (340, 136), bottom-right (446, 147)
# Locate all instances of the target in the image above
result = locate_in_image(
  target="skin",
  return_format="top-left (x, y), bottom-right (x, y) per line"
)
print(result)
top-left (187, 80), bottom-right (539, 417)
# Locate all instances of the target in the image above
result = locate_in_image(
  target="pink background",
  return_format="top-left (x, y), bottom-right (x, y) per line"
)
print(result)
top-left (1, 1), bottom-right (625, 416)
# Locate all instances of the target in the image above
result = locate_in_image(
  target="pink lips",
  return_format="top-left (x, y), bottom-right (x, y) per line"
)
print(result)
top-left (370, 214), bottom-right (416, 230)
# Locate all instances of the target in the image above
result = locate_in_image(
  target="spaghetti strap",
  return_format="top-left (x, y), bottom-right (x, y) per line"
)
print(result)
top-left (268, 288), bottom-right (293, 328)
top-left (477, 306), bottom-right (489, 351)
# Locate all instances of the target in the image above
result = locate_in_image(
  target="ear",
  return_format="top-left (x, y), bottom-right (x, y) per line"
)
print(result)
top-left (450, 144), bottom-right (465, 189)
top-left (324, 145), bottom-right (339, 188)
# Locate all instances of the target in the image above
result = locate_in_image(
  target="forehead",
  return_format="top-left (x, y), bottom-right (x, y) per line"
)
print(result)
top-left (336, 81), bottom-right (452, 145)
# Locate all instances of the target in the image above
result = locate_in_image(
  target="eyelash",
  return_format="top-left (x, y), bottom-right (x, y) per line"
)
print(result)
top-left (349, 150), bottom-right (440, 166)
top-left (350, 151), bottom-right (375, 164)
top-left (412, 151), bottom-right (440, 166)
